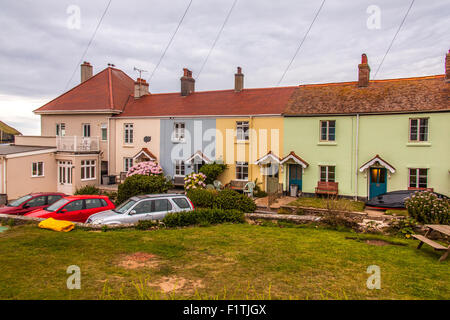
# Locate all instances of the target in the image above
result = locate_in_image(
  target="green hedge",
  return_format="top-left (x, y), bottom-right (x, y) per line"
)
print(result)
top-left (117, 174), bottom-right (173, 204)
top-left (214, 189), bottom-right (256, 212)
top-left (74, 185), bottom-right (101, 195)
top-left (186, 188), bottom-right (256, 213)
top-left (199, 162), bottom-right (227, 185)
top-left (162, 208), bottom-right (245, 227)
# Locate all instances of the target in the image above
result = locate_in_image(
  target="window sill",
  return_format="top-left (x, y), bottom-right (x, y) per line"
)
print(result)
top-left (406, 142), bottom-right (431, 147)
top-left (81, 178), bottom-right (96, 181)
top-left (317, 141), bottom-right (337, 146)
top-left (235, 140), bottom-right (249, 144)
top-left (122, 144), bottom-right (134, 148)
top-left (172, 140), bottom-right (186, 144)
top-left (31, 176), bottom-right (45, 178)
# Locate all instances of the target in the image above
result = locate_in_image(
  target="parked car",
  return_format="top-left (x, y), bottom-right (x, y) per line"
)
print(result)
top-left (86, 194), bottom-right (194, 225)
top-left (25, 195), bottom-right (115, 223)
top-left (366, 190), bottom-right (449, 209)
top-left (0, 192), bottom-right (66, 215)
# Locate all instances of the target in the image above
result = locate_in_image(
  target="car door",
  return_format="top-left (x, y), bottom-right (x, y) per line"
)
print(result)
top-left (57, 200), bottom-right (85, 222)
top-left (151, 199), bottom-right (173, 220)
top-left (127, 200), bottom-right (153, 223)
top-left (83, 198), bottom-right (105, 222)
top-left (22, 196), bottom-right (48, 214)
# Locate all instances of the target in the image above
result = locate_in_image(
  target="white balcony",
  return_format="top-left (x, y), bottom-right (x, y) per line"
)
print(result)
top-left (57, 136), bottom-right (100, 152)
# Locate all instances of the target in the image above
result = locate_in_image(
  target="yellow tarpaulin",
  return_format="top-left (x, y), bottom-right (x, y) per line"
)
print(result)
top-left (38, 218), bottom-right (75, 232)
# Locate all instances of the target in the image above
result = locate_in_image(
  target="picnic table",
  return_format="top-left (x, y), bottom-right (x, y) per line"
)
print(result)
top-left (412, 224), bottom-right (450, 262)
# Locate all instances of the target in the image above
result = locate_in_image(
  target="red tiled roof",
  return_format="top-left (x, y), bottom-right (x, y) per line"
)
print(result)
top-left (34, 67), bottom-right (134, 113)
top-left (285, 75), bottom-right (449, 115)
top-left (116, 86), bottom-right (297, 117)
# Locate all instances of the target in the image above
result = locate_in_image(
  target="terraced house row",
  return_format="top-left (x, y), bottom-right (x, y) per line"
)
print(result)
top-left (1, 52), bottom-right (449, 201)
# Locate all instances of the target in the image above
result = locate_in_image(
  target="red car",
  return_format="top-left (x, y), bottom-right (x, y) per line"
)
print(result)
top-left (0, 192), bottom-right (66, 215)
top-left (25, 195), bottom-right (115, 223)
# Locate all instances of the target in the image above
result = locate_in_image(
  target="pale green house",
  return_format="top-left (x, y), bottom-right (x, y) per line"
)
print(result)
top-left (282, 54), bottom-right (449, 200)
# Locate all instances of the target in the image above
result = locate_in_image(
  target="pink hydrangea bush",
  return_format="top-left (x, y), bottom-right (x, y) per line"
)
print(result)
top-left (184, 172), bottom-right (207, 191)
top-left (126, 161), bottom-right (163, 177)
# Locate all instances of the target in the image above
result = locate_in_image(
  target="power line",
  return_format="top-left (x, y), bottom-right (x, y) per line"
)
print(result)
top-left (64, 0), bottom-right (113, 91)
top-left (196, 0), bottom-right (238, 80)
top-left (373, 0), bottom-right (415, 79)
top-left (276, 0), bottom-right (326, 86)
top-left (148, 0), bottom-right (193, 83)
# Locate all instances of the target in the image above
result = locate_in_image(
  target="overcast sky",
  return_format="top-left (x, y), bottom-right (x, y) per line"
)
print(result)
top-left (0, 0), bottom-right (448, 134)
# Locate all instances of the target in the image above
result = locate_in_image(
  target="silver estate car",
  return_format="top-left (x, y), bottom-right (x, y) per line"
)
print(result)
top-left (86, 194), bottom-right (194, 225)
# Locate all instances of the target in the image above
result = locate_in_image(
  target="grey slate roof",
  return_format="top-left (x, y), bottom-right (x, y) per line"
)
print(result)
top-left (0, 144), bottom-right (55, 156)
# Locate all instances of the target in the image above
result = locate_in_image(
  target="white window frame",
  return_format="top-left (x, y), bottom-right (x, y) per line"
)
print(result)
top-left (124, 123), bottom-right (134, 144)
top-left (56, 123), bottom-right (66, 137)
top-left (173, 122), bottom-right (185, 142)
top-left (319, 166), bottom-right (335, 182)
top-left (82, 123), bottom-right (91, 138)
top-left (235, 161), bottom-right (248, 180)
top-left (409, 118), bottom-right (428, 142)
top-left (81, 160), bottom-right (96, 181)
top-left (31, 162), bottom-right (44, 177)
top-left (409, 168), bottom-right (428, 189)
top-left (101, 123), bottom-right (107, 141)
top-left (124, 157), bottom-right (133, 172)
top-left (174, 160), bottom-right (185, 176)
top-left (236, 121), bottom-right (249, 141)
top-left (58, 161), bottom-right (72, 185)
top-left (320, 120), bottom-right (336, 142)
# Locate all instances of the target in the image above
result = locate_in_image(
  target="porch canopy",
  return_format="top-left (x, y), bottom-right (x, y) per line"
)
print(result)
top-left (133, 148), bottom-right (157, 162)
top-left (185, 150), bottom-right (212, 164)
top-left (254, 151), bottom-right (281, 165)
top-left (359, 154), bottom-right (395, 173)
top-left (280, 151), bottom-right (309, 168)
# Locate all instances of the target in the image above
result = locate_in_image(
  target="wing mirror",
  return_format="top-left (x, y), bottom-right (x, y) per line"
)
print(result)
top-left (22, 204), bottom-right (29, 209)
top-left (59, 209), bottom-right (68, 213)
top-left (129, 210), bottom-right (136, 215)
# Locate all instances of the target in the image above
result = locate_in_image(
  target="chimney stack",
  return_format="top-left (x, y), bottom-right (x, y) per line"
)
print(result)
top-left (81, 61), bottom-right (93, 83)
top-left (180, 68), bottom-right (195, 96)
top-left (358, 54), bottom-right (370, 87)
top-left (235, 67), bottom-right (244, 92)
top-left (134, 78), bottom-right (149, 99)
top-left (445, 50), bottom-right (450, 83)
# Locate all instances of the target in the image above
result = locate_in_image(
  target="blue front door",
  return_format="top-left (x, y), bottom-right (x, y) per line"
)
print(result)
top-left (369, 168), bottom-right (387, 199)
top-left (289, 164), bottom-right (302, 190)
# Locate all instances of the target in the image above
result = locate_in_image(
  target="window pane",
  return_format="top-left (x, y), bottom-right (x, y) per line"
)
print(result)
top-left (153, 199), bottom-right (172, 212)
top-left (27, 196), bottom-right (47, 207)
top-left (419, 118), bottom-right (428, 141)
top-left (173, 198), bottom-right (190, 209)
top-left (63, 200), bottom-right (84, 212)
top-left (328, 123), bottom-right (335, 141)
top-left (85, 199), bottom-right (102, 209)
top-left (133, 201), bottom-right (152, 214)
top-left (410, 119), bottom-right (418, 141)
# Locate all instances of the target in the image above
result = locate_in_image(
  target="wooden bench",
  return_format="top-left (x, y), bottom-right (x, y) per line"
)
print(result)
top-left (173, 176), bottom-right (185, 187)
top-left (412, 225), bottom-right (450, 262)
top-left (315, 181), bottom-right (338, 196)
top-left (228, 180), bottom-right (247, 191)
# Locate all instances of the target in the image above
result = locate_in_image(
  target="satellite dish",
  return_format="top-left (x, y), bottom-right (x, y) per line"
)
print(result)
top-left (143, 136), bottom-right (151, 143)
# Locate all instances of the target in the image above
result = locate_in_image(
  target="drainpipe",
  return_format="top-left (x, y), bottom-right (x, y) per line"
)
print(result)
top-left (354, 114), bottom-right (360, 200)
top-left (2, 157), bottom-right (7, 195)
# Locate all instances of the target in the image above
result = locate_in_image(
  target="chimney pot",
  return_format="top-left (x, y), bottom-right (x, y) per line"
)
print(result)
top-left (235, 67), bottom-right (244, 92)
top-left (358, 53), bottom-right (370, 87)
top-left (80, 61), bottom-right (93, 83)
top-left (180, 68), bottom-right (195, 96)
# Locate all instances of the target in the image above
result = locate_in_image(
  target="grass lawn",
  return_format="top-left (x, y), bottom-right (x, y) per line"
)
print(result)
top-left (0, 223), bottom-right (448, 300)
top-left (289, 197), bottom-right (366, 212)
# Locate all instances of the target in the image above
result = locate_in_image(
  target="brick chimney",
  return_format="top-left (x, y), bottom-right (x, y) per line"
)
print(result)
top-left (134, 78), bottom-right (149, 98)
top-left (446, 50), bottom-right (450, 83)
top-left (180, 68), bottom-right (195, 96)
top-left (235, 67), bottom-right (244, 92)
top-left (358, 54), bottom-right (370, 87)
top-left (81, 61), bottom-right (93, 83)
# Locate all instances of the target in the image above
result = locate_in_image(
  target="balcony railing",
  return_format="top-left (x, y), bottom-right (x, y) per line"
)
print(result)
top-left (57, 136), bottom-right (100, 152)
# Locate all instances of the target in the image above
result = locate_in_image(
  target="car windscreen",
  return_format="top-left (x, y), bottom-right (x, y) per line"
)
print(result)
top-left (114, 200), bottom-right (136, 214)
top-left (46, 198), bottom-right (70, 212)
top-left (7, 195), bottom-right (33, 207)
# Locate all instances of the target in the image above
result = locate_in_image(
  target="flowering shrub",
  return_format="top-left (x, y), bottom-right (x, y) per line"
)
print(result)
top-left (126, 161), bottom-right (163, 177)
top-left (184, 172), bottom-right (207, 191)
top-left (405, 191), bottom-right (449, 224)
